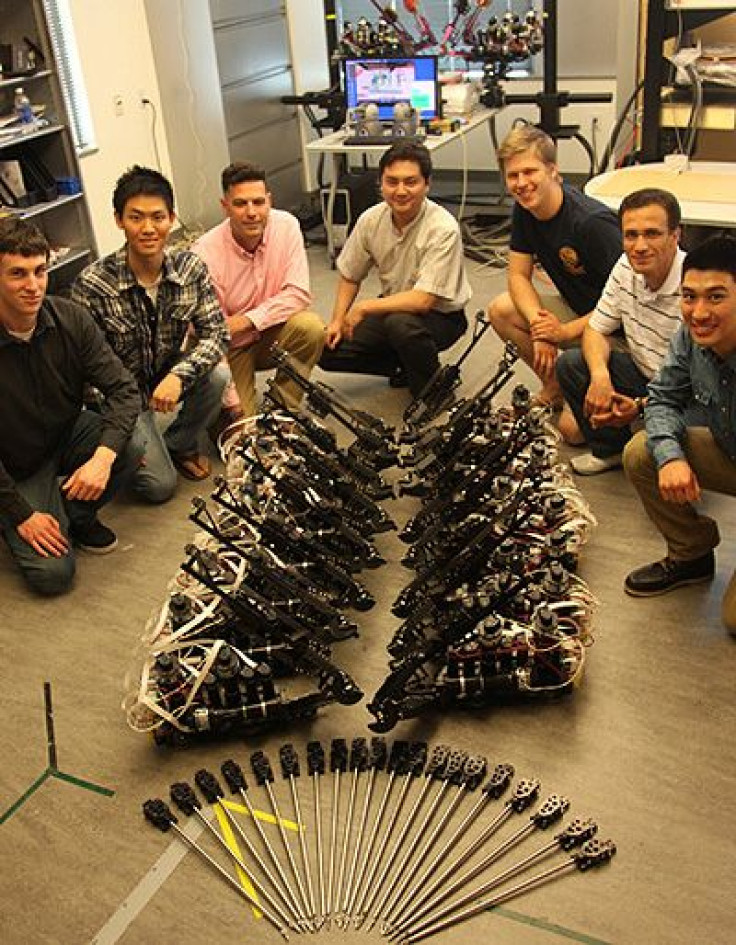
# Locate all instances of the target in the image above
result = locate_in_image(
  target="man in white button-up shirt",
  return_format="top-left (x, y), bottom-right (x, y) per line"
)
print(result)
top-left (321, 141), bottom-right (471, 398)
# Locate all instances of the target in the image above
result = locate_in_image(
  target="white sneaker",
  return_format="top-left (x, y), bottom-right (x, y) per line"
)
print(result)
top-left (570, 452), bottom-right (623, 476)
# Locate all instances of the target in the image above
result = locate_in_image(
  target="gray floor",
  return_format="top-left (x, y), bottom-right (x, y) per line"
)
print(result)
top-left (2, 247), bottom-right (735, 945)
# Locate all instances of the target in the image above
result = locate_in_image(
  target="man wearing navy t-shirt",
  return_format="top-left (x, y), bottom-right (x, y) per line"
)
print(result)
top-left (488, 125), bottom-right (621, 435)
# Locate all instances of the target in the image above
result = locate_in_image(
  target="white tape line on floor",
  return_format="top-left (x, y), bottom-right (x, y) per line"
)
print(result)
top-left (89, 815), bottom-right (208, 945)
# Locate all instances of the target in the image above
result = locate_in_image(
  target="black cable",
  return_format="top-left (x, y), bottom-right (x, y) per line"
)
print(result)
top-left (595, 78), bottom-right (645, 175)
top-left (141, 98), bottom-right (162, 172)
top-left (572, 132), bottom-right (596, 181)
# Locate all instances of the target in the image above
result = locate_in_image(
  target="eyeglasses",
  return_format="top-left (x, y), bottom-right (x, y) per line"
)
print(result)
top-left (622, 228), bottom-right (669, 243)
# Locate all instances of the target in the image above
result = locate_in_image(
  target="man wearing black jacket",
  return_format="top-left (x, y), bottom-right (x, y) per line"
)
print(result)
top-left (0, 218), bottom-right (141, 595)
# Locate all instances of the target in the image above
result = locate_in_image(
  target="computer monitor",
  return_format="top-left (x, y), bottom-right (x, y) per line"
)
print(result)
top-left (342, 56), bottom-right (441, 122)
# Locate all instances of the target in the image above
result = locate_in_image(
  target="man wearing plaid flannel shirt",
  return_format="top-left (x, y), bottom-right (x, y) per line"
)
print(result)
top-left (73, 166), bottom-right (229, 501)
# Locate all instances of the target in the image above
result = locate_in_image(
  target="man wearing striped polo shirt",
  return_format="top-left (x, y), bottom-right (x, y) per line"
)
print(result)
top-left (556, 188), bottom-right (685, 476)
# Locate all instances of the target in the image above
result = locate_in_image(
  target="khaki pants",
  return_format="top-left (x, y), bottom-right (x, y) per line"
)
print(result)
top-left (228, 310), bottom-right (325, 416)
top-left (623, 428), bottom-right (736, 631)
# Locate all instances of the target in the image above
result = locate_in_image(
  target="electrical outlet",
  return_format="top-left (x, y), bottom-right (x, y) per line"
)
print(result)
top-left (113, 94), bottom-right (124, 117)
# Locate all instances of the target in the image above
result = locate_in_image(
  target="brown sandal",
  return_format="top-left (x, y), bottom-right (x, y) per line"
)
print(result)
top-left (171, 452), bottom-right (212, 481)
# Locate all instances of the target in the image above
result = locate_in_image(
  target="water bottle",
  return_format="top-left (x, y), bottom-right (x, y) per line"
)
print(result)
top-left (14, 88), bottom-right (34, 126)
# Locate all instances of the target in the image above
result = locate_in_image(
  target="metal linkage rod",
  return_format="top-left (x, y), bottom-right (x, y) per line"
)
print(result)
top-left (306, 741), bottom-right (327, 924)
top-left (339, 737), bottom-right (387, 923)
top-left (220, 759), bottom-right (307, 928)
top-left (353, 741), bottom-right (427, 928)
top-left (399, 792), bottom-right (570, 938)
top-left (325, 737), bottom-right (348, 923)
top-left (397, 818), bottom-right (598, 942)
top-left (250, 750), bottom-right (313, 925)
top-left (388, 762), bottom-right (514, 936)
top-left (403, 837), bottom-right (618, 944)
top-left (279, 744), bottom-right (316, 921)
top-left (143, 799), bottom-right (290, 940)
top-left (334, 738), bottom-right (369, 925)
top-left (393, 776), bottom-right (540, 934)
top-left (192, 770), bottom-right (302, 931)
top-left (348, 740), bottom-right (411, 923)
top-left (172, 782), bottom-right (298, 931)
top-left (385, 754), bottom-right (488, 930)
top-left (363, 744), bottom-right (452, 932)
top-left (378, 749), bottom-right (470, 931)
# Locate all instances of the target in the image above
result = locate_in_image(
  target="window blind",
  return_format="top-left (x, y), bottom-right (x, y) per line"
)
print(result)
top-left (42, 0), bottom-right (96, 153)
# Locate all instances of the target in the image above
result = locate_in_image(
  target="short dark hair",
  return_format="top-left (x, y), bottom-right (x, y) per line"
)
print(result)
top-left (618, 188), bottom-right (681, 231)
top-left (221, 162), bottom-right (268, 193)
top-left (682, 234), bottom-right (736, 281)
top-left (378, 141), bottom-right (432, 182)
top-left (0, 216), bottom-right (50, 259)
top-left (112, 165), bottom-right (175, 216)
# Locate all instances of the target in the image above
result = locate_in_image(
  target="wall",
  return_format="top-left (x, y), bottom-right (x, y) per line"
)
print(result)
top-left (69, 0), bottom-right (173, 255)
top-left (143, 0), bottom-right (229, 234)
top-left (209, 0), bottom-right (303, 211)
top-left (285, 0), bottom-right (331, 194)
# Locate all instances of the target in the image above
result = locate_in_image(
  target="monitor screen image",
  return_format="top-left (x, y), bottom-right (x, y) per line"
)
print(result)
top-left (343, 56), bottom-right (441, 122)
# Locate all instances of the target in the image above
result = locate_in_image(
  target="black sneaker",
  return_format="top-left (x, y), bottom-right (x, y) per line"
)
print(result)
top-left (624, 552), bottom-right (715, 597)
top-left (71, 519), bottom-right (118, 555)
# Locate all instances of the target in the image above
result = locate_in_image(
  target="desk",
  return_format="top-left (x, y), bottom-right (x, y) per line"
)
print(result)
top-left (306, 108), bottom-right (498, 260)
top-left (585, 161), bottom-right (736, 228)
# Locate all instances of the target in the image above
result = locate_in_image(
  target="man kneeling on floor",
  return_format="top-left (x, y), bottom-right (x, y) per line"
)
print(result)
top-left (487, 125), bottom-right (621, 437)
top-left (194, 161), bottom-right (325, 420)
top-left (0, 218), bottom-right (141, 594)
top-left (320, 141), bottom-right (471, 398)
top-left (556, 188), bottom-right (685, 476)
top-left (623, 235), bottom-right (736, 634)
top-left (74, 166), bottom-right (229, 500)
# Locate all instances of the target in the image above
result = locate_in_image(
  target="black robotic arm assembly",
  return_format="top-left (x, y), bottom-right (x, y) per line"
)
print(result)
top-left (126, 343), bottom-right (596, 743)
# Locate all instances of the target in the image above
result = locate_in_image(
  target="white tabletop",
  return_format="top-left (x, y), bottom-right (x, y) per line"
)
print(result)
top-left (585, 161), bottom-right (736, 227)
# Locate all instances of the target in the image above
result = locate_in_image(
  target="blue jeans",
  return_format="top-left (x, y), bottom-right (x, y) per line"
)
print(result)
top-left (557, 348), bottom-right (649, 458)
top-left (0, 410), bottom-right (143, 595)
top-left (129, 365), bottom-right (228, 504)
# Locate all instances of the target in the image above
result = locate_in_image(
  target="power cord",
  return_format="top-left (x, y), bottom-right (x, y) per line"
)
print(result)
top-left (141, 98), bottom-right (162, 171)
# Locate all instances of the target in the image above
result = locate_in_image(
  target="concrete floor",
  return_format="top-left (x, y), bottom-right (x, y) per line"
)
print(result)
top-left (1, 247), bottom-right (735, 945)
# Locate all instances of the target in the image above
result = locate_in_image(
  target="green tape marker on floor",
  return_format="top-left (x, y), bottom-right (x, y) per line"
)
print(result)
top-left (1, 683), bottom-right (115, 826)
top-left (0, 770), bottom-right (50, 825)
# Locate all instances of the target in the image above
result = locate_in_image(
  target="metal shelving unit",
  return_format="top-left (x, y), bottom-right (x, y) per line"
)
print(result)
top-left (0, 69), bottom-right (52, 90)
top-left (0, 1), bottom-right (96, 290)
top-left (639, 0), bottom-right (736, 161)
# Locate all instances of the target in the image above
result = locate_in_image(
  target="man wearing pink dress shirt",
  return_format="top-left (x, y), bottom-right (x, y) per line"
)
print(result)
top-left (194, 162), bottom-right (325, 418)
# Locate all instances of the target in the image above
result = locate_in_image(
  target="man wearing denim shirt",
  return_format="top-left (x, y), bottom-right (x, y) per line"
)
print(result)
top-left (623, 235), bottom-right (736, 634)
